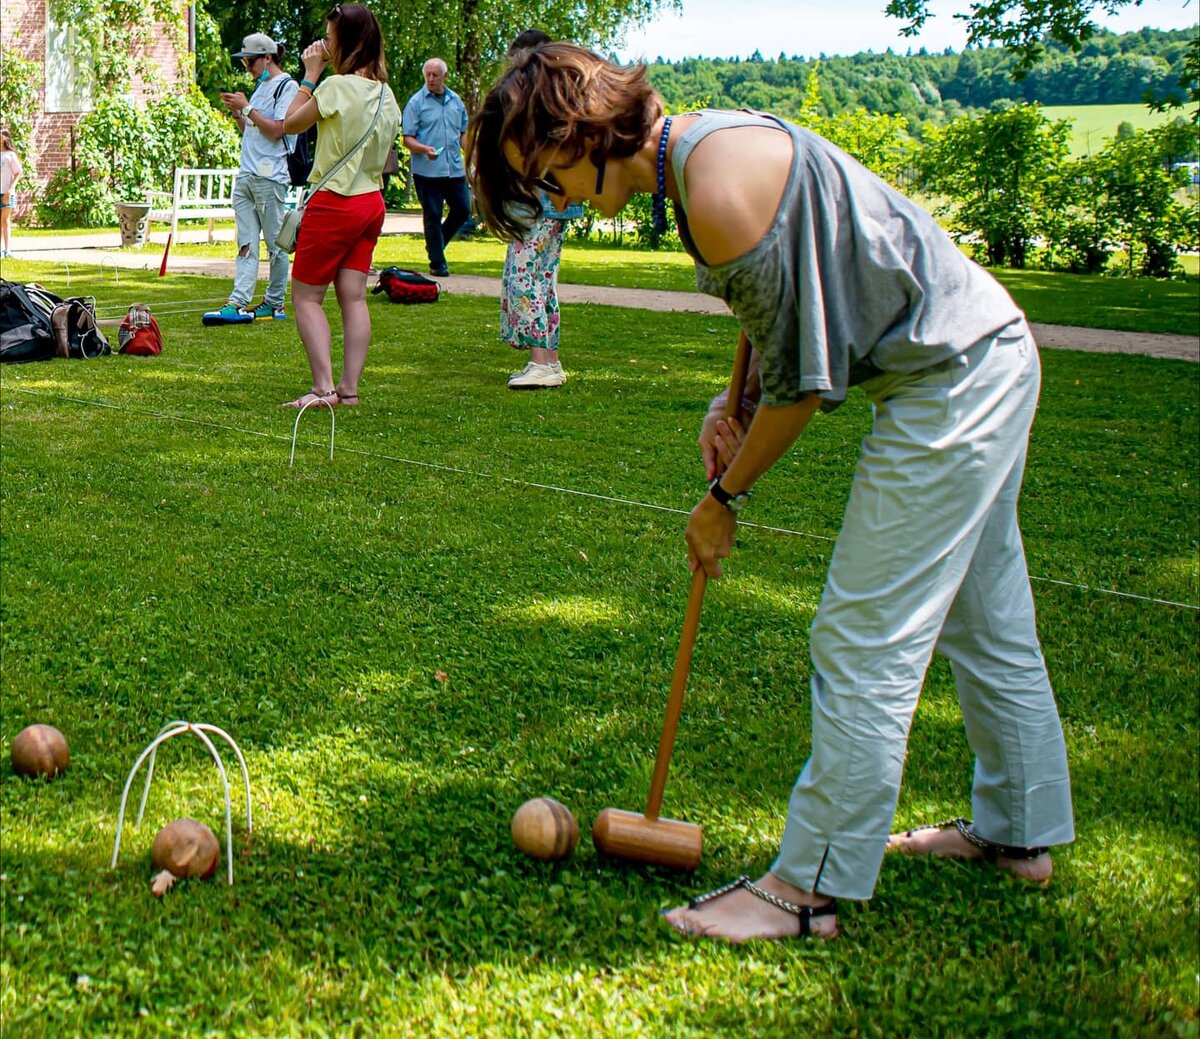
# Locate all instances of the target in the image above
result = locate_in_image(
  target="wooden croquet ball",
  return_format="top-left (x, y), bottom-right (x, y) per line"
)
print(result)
top-left (151, 819), bottom-right (220, 879)
top-left (511, 797), bottom-right (580, 861)
top-left (11, 724), bottom-right (69, 778)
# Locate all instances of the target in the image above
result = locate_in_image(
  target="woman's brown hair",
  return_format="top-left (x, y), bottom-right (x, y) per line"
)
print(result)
top-left (327, 4), bottom-right (387, 82)
top-left (467, 43), bottom-right (661, 239)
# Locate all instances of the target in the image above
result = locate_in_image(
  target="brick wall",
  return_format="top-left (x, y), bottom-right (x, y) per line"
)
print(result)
top-left (1, 0), bottom-right (189, 219)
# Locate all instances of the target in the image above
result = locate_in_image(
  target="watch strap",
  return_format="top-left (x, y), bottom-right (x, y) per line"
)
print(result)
top-left (709, 478), bottom-right (749, 511)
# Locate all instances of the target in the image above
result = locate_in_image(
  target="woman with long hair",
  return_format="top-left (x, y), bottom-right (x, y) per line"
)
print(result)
top-left (496, 29), bottom-right (577, 390)
top-left (0, 131), bottom-right (23, 259)
top-left (280, 3), bottom-right (401, 409)
top-left (467, 44), bottom-right (1074, 942)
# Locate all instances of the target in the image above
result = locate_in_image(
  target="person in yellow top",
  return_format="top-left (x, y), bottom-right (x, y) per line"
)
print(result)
top-left (280, 3), bottom-right (401, 410)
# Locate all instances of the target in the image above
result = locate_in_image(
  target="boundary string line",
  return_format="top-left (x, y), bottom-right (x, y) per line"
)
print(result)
top-left (7, 387), bottom-right (1197, 612)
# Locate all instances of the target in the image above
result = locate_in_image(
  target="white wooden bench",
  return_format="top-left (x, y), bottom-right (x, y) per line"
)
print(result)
top-left (147, 168), bottom-right (302, 243)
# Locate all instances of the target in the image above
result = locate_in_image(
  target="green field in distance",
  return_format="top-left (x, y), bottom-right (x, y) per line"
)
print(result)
top-left (1042, 102), bottom-right (1191, 156)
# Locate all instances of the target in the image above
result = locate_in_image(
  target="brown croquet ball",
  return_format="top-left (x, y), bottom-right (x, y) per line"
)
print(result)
top-left (11, 724), bottom-right (69, 778)
top-left (511, 797), bottom-right (580, 862)
top-left (151, 819), bottom-right (220, 879)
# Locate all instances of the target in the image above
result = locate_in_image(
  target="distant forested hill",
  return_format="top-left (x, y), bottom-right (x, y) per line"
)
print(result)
top-left (642, 27), bottom-right (1195, 132)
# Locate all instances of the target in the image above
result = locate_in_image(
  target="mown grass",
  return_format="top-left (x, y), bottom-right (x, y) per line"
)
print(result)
top-left (1, 267), bottom-right (1197, 1038)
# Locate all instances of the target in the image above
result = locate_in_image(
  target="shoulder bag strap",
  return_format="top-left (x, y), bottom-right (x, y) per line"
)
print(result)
top-left (273, 75), bottom-right (295, 158)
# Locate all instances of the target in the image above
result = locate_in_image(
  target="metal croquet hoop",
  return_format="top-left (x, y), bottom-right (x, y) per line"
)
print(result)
top-left (289, 396), bottom-right (336, 466)
top-left (110, 721), bottom-right (253, 885)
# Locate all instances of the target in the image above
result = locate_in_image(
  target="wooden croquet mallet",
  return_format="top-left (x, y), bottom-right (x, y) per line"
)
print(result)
top-left (592, 330), bottom-right (753, 870)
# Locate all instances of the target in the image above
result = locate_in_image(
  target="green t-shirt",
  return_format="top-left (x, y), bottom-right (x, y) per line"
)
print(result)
top-left (311, 75), bottom-right (401, 196)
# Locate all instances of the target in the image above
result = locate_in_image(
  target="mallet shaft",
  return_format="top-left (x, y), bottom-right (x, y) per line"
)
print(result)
top-left (642, 330), bottom-right (753, 822)
top-left (593, 331), bottom-right (754, 871)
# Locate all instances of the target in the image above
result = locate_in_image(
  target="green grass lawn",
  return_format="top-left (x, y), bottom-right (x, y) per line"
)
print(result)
top-left (57, 231), bottom-right (1198, 337)
top-left (2, 269), bottom-right (1198, 1037)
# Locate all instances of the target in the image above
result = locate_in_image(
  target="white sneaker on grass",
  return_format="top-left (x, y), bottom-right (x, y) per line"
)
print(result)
top-left (508, 361), bottom-right (565, 389)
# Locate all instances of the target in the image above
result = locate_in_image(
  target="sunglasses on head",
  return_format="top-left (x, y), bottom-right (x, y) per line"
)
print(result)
top-left (327, 3), bottom-right (342, 17)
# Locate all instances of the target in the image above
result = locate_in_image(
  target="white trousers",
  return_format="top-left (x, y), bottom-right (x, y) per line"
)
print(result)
top-left (772, 325), bottom-right (1075, 901)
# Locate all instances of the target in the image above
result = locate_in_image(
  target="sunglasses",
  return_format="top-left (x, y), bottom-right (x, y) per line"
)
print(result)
top-left (242, 55), bottom-right (266, 68)
top-left (327, 3), bottom-right (342, 17)
top-left (530, 170), bottom-right (563, 195)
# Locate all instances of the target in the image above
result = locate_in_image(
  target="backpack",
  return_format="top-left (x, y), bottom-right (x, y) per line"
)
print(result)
top-left (274, 77), bottom-right (315, 187)
top-left (1, 280), bottom-right (55, 362)
top-left (0, 280), bottom-right (110, 362)
top-left (371, 267), bottom-right (440, 305)
top-left (118, 304), bottom-right (163, 356)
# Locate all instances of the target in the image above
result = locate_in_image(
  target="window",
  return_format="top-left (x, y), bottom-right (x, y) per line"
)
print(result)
top-left (44, 13), bottom-right (94, 113)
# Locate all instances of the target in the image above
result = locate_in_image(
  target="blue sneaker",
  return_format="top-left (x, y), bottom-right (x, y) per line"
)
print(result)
top-left (201, 302), bottom-right (255, 326)
top-left (249, 301), bottom-right (288, 321)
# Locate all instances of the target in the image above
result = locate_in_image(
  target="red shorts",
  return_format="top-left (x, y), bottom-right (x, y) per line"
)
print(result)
top-left (292, 189), bottom-right (385, 285)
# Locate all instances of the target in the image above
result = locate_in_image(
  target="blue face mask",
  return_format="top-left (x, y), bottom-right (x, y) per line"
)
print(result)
top-left (256, 69), bottom-right (270, 87)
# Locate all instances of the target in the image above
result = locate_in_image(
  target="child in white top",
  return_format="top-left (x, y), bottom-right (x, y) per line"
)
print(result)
top-left (0, 131), bottom-right (22, 259)
top-left (0, 131), bottom-right (23, 259)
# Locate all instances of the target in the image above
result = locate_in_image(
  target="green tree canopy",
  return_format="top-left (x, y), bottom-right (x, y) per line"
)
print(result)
top-left (918, 102), bottom-right (1073, 267)
top-left (886, 0), bottom-right (1196, 84)
top-left (201, 0), bottom-right (680, 110)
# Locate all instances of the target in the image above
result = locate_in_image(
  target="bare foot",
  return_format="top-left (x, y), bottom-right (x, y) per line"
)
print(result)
top-left (662, 873), bottom-right (838, 942)
top-left (888, 825), bottom-right (1053, 884)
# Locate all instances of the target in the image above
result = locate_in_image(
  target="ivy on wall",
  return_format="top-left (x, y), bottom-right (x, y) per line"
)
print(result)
top-left (47, 0), bottom-right (186, 90)
top-left (0, 46), bottom-right (40, 170)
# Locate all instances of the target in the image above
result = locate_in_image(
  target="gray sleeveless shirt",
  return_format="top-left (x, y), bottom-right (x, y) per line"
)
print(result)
top-left (670, 111), bottom-right (1024, 410)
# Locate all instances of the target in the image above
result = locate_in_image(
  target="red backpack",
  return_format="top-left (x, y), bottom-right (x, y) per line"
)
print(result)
top-left (118, 304), bottom-right (163, 356)
top-left (371, 267), bottom-right (440, 305)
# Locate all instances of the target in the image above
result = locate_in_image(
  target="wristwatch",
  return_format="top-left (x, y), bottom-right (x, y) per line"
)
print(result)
top-left (709, 477), bottom-right (750, 513)
top-left (241, 105), bottom-right (254, 119)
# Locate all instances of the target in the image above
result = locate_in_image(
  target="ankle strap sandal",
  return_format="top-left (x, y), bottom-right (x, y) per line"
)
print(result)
top-left (901, 818), bottom-right (1050, 862)
top-left (688, 875), bottom-right (838, 937)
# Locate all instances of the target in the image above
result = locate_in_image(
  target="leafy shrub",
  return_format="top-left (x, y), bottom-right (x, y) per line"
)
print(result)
top-left (36, 88), bottom-right (238, 227)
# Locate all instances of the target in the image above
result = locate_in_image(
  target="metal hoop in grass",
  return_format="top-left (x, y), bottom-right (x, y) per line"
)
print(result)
top-left (110, 720), bottom-right (253, 886)
top-left (289, 395), bottom-right (337, 466)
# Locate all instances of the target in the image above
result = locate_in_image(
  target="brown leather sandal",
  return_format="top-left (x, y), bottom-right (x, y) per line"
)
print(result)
top-left (281, 388), bottom-right (338, 409)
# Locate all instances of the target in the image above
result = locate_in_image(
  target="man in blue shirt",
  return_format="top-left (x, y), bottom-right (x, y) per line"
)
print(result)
top-left (402, 58), bottom-right (470, 277)
top-left (216, 33), bottom-right (298, 321)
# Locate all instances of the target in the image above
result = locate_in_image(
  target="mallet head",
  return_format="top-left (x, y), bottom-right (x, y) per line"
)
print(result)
top-left (591, 808), bottom-right (702, 870)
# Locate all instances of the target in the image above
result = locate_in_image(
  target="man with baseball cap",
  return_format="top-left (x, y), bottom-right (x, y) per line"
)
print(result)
top-left (214, 33), bottom-right (299, 323)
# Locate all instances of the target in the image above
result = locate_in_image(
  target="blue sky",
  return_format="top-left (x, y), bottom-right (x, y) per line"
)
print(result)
top-left (613, 0), bottom-right (1199, 62)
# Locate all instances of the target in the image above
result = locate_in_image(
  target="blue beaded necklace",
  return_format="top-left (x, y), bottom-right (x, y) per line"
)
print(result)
top-left (652, 116), bottom-right (672, 235)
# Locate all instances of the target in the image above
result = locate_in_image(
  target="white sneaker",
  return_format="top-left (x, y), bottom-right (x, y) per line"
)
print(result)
top-left (508, 360), bottom-right (565, 389)
top-left (507, 361), bottom-right (535, 383)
